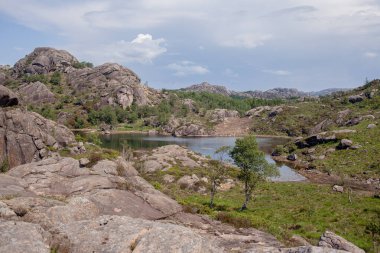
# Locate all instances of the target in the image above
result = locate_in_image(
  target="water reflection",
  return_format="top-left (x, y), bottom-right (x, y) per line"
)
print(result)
top-left (98, 134), bottom-right (306, 182)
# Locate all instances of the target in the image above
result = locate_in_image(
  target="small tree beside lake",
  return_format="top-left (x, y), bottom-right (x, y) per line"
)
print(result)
top-left (230, 135), bottom-right (278, 210)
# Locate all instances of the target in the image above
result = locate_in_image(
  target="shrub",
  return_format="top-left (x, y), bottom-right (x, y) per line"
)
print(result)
top-left (72, 61), bottom-right (93, 69)
top-left (216, 212), bottom-right (252, 228)
top-left (50, 71), bottom-right (61, 85)
top-left (0, 159), bottom-right (9, 173)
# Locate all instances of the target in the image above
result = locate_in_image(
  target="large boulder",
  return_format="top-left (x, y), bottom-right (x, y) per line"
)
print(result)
top-left (174, 123), bottom-right (207, 136)
top-left (318, 231), bottom-right (365, 253)
top-left (0, 108), bottom-right (76, 168)
top-left (17, 81), bottom-right (56, 105)
top-left (348, 95), bottom-right (364, 104)
top-left (0, 85), bottom-right (19, 107)
top-left (13, 47), bottom-right (79, 76)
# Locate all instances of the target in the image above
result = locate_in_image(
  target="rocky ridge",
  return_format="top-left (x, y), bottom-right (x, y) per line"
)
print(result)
top-left (180, 82), bottom-right (347, 99)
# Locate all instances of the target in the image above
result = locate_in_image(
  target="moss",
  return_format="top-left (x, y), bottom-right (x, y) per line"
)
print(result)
top-left (0, 159), bottom-right (9, 173)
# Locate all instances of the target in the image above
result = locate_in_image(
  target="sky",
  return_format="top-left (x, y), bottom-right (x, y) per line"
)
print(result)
top-left (0, 0), bottom-right (380, 92)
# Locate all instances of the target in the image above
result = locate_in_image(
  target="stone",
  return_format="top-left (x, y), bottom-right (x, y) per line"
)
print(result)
top-left (79, 158), bottom-right (90, 167)
top-left (290, 235), bottom-right (312, 246)
top-left (0, 85), bottom-right (18, 107)
top-left (177, 174), bottom-right (200, 190)
top-left (17, 82), bottom-right (56, 105)
top-left (337, 139), bottom-right (353, 150)
top-left (0, 221), bottom-right (51, 253)
top-left (348, 95), bottom-right (364, 103)
top-left (367, 123), bottom-right (376, 129)
top-left (310, 119), bottom-right (334, 135)
top-left (51, 215), bottom-right (222, 253)
top-left (0, 201), bottom-right (16, 218)
top-left (206, 109), bottom-right (239, 123)
top-left (268, 107), bottom-right (283, 117)
top-left (13, 47), bottom-right (79, 75)
top-left (174, 123), bottom-right (207, 136)
top-left (287, 154), bottom-right (297, 161)
top-left (0, 108), bottom-right (76, 168)
top-left (318, 231), bottom-right (365, 253)
top-left (143, 160), bottom-right (164, 173)
top-left (345, 117), bottom-right (362, 126)
top-left (163, 174), bottom-right (175, 183)
top-left (332, 185), bottom-right (344, 193)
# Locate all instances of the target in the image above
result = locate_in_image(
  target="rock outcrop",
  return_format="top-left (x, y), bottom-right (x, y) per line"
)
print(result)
top-left (13, 47), bottom-right (79, 76)
top-left (141, 145), bottom-right (207, 173)
top-left (206, 109), bottom-right (239, 123)
top-left (0, 108), bottom-right (76, 168)
top-left (67, 63), bottom-right (156, 108)
top-left (17, 81), bottom-right (56, 104)
top-left (319, 231), bottom-right (365, 253)
top-left (174, 123), bottom-right (208, 136)
top-left (0, 85), bottom-right (19, 107)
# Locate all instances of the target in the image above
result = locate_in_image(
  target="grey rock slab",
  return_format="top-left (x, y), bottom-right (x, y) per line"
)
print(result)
top-left (0, 221), bottom-right (51, 253)
top-left (51, 215), bottom-right (222, 253)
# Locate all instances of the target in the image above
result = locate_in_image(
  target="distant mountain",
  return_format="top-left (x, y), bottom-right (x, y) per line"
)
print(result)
top-left (180, 82), bottom-right (232, 96)
top-left (309, 88), bottom-right (350, 97)
top-left (180, 82), bottom-right (349, 99)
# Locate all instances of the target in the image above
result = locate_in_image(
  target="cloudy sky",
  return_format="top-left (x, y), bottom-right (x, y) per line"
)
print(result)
top-left (0, 0), bottom-right (379, 91)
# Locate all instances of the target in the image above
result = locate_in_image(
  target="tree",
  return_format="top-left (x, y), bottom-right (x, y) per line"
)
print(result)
top-left (230, 135), bottom-right (278, 210)
top-left (208, 146), bottom-right (230, 208)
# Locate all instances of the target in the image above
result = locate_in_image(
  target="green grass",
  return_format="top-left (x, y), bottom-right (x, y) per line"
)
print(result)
top-left (178, 182), bottom-right (380, 252)
top-left (288, 120), bottom-right (380, 179)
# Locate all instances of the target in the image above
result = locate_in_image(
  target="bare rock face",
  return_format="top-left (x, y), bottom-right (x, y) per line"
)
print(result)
top-left (174, 123), bottom-right (207, 136)
top-left (0, 85), bottom-right (19, 107)
top-left (13, 47), bottom-right (79, 76)
top-left (318, 231), bottom-right (365, 253)
top-left (206, 108), bottom-right (239, 123)
top-left (0, 108), bottom-right (76, 168)
top-left (0, 221), bottom-right (51, 253)
top-left (51, 215), bottom-right (222, 253)
top-left (67, 63), bottom-right (156, 108)
top-left (17, 81), bottom-right (56, 105)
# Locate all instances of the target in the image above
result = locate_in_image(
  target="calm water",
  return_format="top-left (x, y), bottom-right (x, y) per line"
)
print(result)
top-left (99, 134), bottom-right (306, 182)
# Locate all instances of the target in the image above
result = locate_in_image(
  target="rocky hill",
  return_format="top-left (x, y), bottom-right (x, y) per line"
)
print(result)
top-left (0, 47), bottom-right (163, 127)
top-left (180, 82), bottom-right (232, 96)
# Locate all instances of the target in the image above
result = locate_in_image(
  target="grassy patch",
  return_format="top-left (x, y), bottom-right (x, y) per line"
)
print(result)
top-left (177, 182), bottom-right (378, 252)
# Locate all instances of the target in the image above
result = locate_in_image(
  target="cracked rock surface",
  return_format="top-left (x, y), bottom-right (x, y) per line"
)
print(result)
top-left (0, 108), bottom-right (76, 168)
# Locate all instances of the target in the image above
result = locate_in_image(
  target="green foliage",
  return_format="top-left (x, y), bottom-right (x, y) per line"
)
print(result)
top-left (230, 135), bottom-right (278, 209)
top-left (85, 132), bottom-right (102, 145)
top-left (170, 91), bottom-right (283, 114)
top-left (72, 61), bottom-right (93, 69)
top-left (50, 71), bottom-right (61, 85)
top-left (179, 182), bottom-right (379, 252)
top-left (88, 106), bottom-right (117, 125)
top-left (0, 159), bottom-right (9, 173)
top-left (23, 74), bottom-right (48, 84)
top-left (74, 116), bottom-right (85, 129)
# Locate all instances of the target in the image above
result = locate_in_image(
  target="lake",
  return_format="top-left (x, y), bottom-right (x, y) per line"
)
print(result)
top-left (97, 133), bottom-right (306, 182)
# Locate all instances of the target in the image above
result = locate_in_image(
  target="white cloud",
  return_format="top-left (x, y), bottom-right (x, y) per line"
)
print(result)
top-left (167, 61), bottom-right (209, 76)
top-left (364, 51), bottom-right (378, 58)
top-left (86, 34), bottom-right (167, 64)
top-left (262, 69), bottom-right (291, 76)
